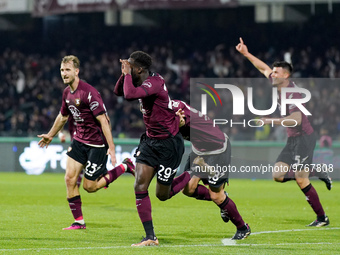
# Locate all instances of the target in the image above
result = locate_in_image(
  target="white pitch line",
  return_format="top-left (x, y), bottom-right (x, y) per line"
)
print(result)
top-left (1, 242), bottom-right (338, 252)
top-left (221, 227), bottom-right (340, 245)
top-left (1, 244), bottom-right (224, 252)
top-left (1, 227), bottom-right (339, 252)
top-left (251, 227), bottom-right (340, 235)
top-left (1, 242), bottom-right (339, 252)
top-left (221, 242), bottom-right (335, 246)
top-left (0, 245), bottom-right (220, 252)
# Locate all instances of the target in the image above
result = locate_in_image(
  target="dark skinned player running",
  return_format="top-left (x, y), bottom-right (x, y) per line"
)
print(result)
top-left (114, 51), bottom-right (191, 246)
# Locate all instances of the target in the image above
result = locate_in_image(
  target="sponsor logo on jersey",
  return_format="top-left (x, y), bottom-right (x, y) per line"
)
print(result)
top-left (90, 101), bottom-right (99, 111)
top-left (68, 105), bottom-right (81, 119)
top-left (142, 81), bottom-right (152, 88)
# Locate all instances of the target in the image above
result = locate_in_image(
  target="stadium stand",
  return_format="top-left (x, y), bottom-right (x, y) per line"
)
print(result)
top-left (0, 7), bottom-right (339, 141)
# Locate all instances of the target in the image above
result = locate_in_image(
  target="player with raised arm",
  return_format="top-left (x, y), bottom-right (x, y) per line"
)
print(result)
top-left (173, 100), bottom-right (250, 240)
top-left (236, 38), bottom-right (330, 227)
top-left (38, 55), bottom-right (135, 230)
top-left (114, 51), bottom-right (191, 246)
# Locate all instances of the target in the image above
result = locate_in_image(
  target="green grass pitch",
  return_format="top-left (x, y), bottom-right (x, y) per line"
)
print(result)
top-left (0, 172), bottom-right (339, 254)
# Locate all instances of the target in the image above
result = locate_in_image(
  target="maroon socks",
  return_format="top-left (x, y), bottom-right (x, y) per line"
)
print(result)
top-left (135, 191), bottom-right (155, 238)
top-left (218, 196), bottom-right (245, 229)
top-left (301, 183), bottom-right (325, 217)
top-left (169, 171), bottom-right (191, 198)
top-left (67, 195), bottom-right (83, 221)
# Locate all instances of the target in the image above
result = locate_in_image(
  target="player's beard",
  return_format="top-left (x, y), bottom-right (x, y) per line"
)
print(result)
top-left (63, 76), bottom-right (75, 86)
top-left (272, 78), bottom-right (284, 87)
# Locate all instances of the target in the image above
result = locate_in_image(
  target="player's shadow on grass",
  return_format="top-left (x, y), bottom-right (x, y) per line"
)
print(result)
top-left (282, 218), bottom-right (310, 225)
top-left (159, 231), bottom-right (230, 244)
top-left (88, 222), bottom-right (124, 229)
top-left (101, 206), bottom-right (136, 212)
top-left (1, 237), bottom-right (85, 242)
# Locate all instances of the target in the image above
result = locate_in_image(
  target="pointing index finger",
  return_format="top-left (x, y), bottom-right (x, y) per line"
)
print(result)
top-left (239, 37), bottom-right (244, 44)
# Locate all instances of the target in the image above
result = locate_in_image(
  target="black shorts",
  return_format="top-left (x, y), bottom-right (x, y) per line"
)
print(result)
top-left (184, 138), bottom-right (231, 188)
top-left (276, 132), bottom-right (316, 169)
top-left (67, 139), bottom-right (108, 181)
top-left (134, 132), bottom-right (184, 185)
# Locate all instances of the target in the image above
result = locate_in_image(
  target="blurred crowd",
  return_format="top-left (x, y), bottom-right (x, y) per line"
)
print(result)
top-left (1, 24), bottom-right (339, 141)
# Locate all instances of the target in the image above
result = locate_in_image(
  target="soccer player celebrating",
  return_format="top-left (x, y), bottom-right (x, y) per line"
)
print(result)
top-left (173, 100), bottom-right (251, 240)
top-left (38, 55), bottom-right (135, 230)
top-left (114, 51), bottom-right (191, 246)
top-left (236, 38), bottom-right (329, 227)
top-left (58, 116), bottom-right (84, 187)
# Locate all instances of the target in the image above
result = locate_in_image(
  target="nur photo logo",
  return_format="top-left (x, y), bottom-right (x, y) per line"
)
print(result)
top-left (194, 79), bottom-right (312, 128)
top-left (197, 82), bottom-right (223, 114)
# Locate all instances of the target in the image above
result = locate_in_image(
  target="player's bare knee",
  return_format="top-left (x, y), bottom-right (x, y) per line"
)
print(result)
top-left (273, 176), bottom-right (283, 182)
top-left (295, 178), bottom-right (303, 186)
top-left (272, 171), bottom-right (284, 182)
top-left (64, 174), bottom-right (76, 187)
top-left (83, 183), bottom-right (97, 193)
top-left (155, 187), bottom-right (170, 201)
top-left (156, 192), bottom-right (169, 201)
top-left (209, 188), bottom-right (226, 204)
top-left (134, 182), bottom-right (148, 192)
top-left (134, 174), bottom-right (148, 192)
top-left (273, 162), bottom-right (289, 182)
top-left (182, 186), bottom-right (193, 197)
top-left (209, 192), bottom-right (220, 203)
top-left (84, 187), bottom-right (97, 193)
top-left (295, 177), bottom-right (309, 189)
top-left (182, 183), bottom-right (195, 196)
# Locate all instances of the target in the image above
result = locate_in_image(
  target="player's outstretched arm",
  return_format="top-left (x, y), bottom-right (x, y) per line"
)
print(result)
top-left (236, 37), bottom-right (272, 79)
top-left (38, 113), bottom-right (68, 148)
top-left (96, 113), bottom-right (116, 166)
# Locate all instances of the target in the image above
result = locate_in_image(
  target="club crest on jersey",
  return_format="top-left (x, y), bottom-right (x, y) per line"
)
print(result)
top-left (75, 98), bottom-right (81, 106)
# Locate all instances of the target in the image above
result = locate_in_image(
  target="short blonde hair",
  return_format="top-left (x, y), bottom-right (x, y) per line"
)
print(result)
top-left (61, 55), bottom-right (80, 69)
